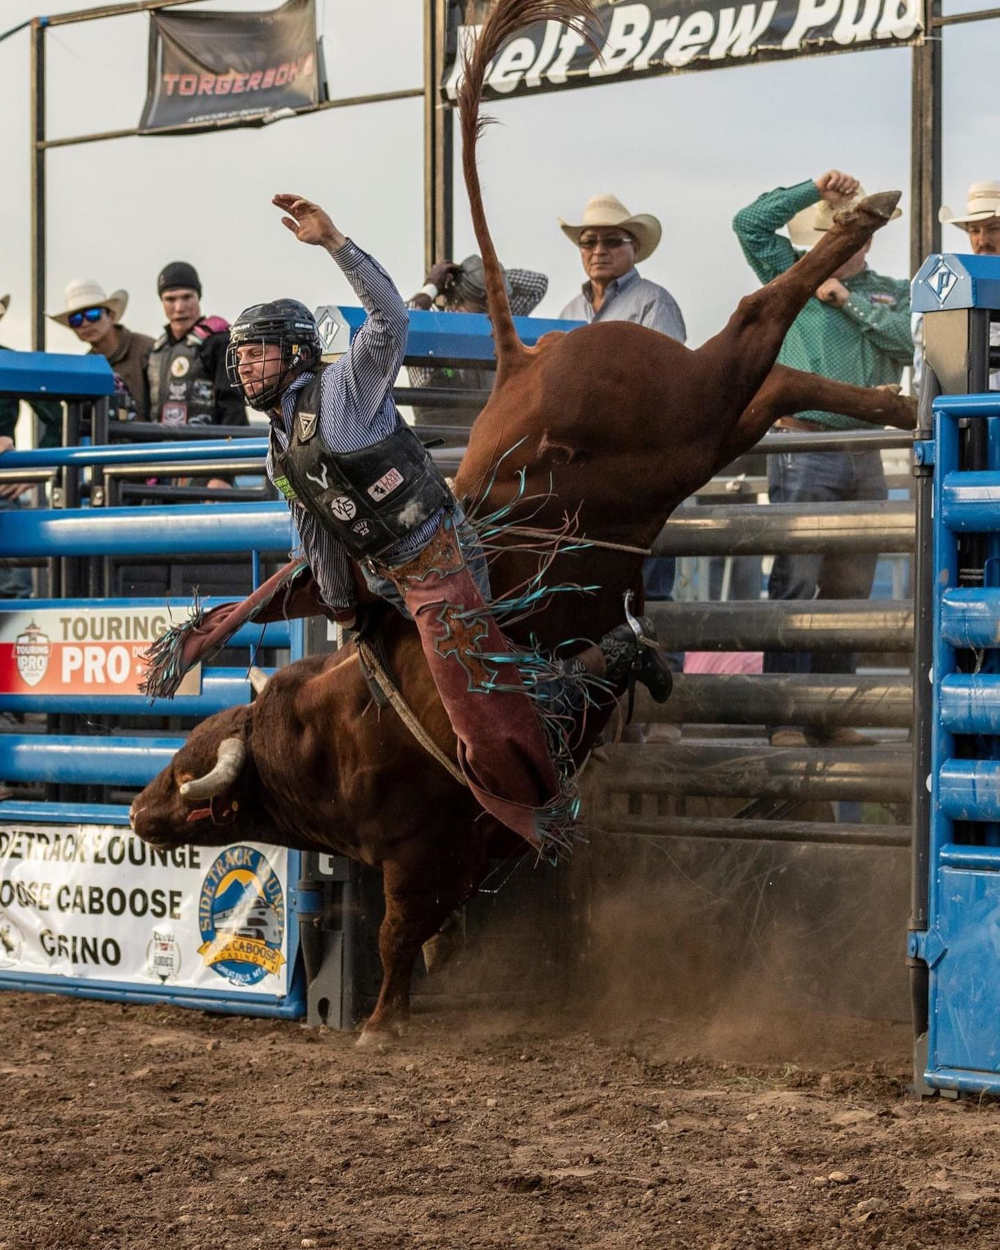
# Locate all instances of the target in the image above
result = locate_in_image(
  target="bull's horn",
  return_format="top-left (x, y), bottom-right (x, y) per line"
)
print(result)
top-left (179, 736), bottom-right (247, 800)
top-left (248, 666), bottom-right (269, 695)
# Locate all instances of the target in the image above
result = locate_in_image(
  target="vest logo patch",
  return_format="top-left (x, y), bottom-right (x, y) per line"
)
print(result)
top-left (367, 467), bottom-right (405, 502)
top-left (273, 475), bottom-right (298, 501)
top-left (168, 381), bottom-right (186, 401)
top-left (352, 519), bottom-right (371, 538)
top-left (298, 410), bottom-right (318, 441)
top-left (170, 356), bottom-right (191, 378)
top-left (868, 293), bottom-right (897, 307)
top-left (304, 462), bottom-right (330, 491)
top-left (161, 403), bottom-right (188, 426)
top-left (330, 495), bottom-right (357, 521)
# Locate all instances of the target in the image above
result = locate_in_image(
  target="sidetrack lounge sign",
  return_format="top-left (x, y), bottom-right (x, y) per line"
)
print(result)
top-left (442, 0), bottom-right (922, 101)
top-left (140, 0), bottom-right (320, 133)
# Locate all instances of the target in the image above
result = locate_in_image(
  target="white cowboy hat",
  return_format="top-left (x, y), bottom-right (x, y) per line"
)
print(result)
top-left (939, 181), bottom-right (1000, 229)
top-left (48, 278), bottom-right (128, 326)
top-left (558, 194), bottom-right (662, 263)
top-left (0, 294), bottom-right (8, 321)
top-left (787, 187), bottom-right (902, 249)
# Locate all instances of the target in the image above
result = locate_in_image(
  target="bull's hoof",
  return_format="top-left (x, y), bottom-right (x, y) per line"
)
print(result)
top-left (833, 190), bottom-right (901, 230)
top-left (356, 1021), bottom-right (403, 1049)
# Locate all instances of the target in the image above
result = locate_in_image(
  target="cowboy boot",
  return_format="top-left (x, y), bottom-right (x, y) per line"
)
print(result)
top-left (598, 614), bottom-right (673, 703)
top-left (569, 614), bottom-right (673, 703)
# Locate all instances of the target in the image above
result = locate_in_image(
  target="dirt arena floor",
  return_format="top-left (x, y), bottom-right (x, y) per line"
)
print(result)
top-left (1, 986), bottom-right (998, 1250)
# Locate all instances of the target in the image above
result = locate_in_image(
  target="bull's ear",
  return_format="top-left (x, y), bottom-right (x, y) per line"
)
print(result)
top-left (179, 736), bottom-right (247, 800)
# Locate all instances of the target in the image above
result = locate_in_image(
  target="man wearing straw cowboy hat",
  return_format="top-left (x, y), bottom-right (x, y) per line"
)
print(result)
top-left (49, 278), bottom-right (154, 422)
top-left (557, 193), bottom-right (686, 339)
top-left (558, 193), bottom-right (687, 697)
top-left (733, 170), bottom-right (912, 749)
top-left (935, 181), bottom-right (1000, 388)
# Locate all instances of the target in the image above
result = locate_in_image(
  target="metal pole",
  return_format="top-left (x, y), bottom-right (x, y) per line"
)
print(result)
top-left (637, 673), bottom-right (913, 728)
top-left (910, 0), bottom-right (942, 275)
top-left (592, 743), bottom-right (912, 803)
top-left (425, 0), bottom-right (454, 267)
top-left (655, 500), bottom-right (915, 557)
top-left (30, 18), bottom-right (47, 351)
top-left (647, 599), bottom-right (914, 652)
top-left (594, 815), bottom-right (910, 849)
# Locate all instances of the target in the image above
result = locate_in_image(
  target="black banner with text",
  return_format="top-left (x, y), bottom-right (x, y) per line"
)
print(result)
top-left (140, 0), bottom-right (320, 134)
top-left (442, 0), bottom-right (922, 102)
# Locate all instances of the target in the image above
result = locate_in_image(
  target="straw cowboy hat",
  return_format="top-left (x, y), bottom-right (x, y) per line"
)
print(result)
top-left (787, 187), bottom-right (902, 249)
top-left (559, 194), bottom-right (662, 263)
top-left (49, 278), bottom-right (128, 326)
top-left (939, 181), bottom-right (1000, 229)
top-left (0, 294), bottom-right (9, 321)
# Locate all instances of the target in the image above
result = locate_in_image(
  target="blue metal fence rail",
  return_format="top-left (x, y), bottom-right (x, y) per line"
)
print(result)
top-left (917, 392), bottom-right (1000, 1093)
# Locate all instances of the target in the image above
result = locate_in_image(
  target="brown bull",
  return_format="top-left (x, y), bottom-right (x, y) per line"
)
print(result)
top-left (131, 0), bottom-right (915, 1042)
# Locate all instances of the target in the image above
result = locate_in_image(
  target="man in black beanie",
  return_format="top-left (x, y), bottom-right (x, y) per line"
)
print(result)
top-left (146, 261), bottom-right (247, 439)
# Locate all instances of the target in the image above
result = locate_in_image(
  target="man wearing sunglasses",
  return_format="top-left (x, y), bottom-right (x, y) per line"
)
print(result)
top-left (558, 194), bottom-right (687, 699)
top-left (557, 194), bottom-right (686, 340)
top-left (49, 279), bottom-right (153, 421)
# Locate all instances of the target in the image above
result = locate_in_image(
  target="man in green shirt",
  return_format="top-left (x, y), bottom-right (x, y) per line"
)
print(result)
top-left (733, 170), bottom-right (913, 747)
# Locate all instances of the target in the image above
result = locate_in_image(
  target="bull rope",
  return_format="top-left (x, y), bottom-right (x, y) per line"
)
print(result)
top-left (354, 637), bottom-right (468, 789)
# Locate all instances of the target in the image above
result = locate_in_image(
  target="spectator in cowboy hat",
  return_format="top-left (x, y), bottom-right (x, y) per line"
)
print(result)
top-left (558, 193), bottom-right (687, 726)
top-left (933, 181), bottom-right (1000, 390)
top-left (734, 169), bottom-right (912, 749)
top-left (407, 253), bottom-right (548, 431)
top-left (49, 278), bottom-right (153, 421)
top-left (939, 180), bottom-right (1000, 255)
top-left (557, 193), bottom-right (686, 339)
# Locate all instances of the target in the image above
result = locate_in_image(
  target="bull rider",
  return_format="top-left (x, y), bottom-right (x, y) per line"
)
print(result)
top-left (142, 194), bottom-right (671, 857)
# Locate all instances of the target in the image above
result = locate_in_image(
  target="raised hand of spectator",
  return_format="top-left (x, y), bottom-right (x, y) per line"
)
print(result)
top-left (426, 261), bottom-right (459, 293)
top-left (815, 278), bottom-right (850, 307)
top-left (814, 170), bottom-right (860, 206)
top-left (0, 436), bottom-right (32, 501)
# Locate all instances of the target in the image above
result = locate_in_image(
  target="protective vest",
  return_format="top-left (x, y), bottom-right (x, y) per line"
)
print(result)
top-left (148, 318), bottom-right (225, 426)
top-left (271, 370), bottom-right (454, 560)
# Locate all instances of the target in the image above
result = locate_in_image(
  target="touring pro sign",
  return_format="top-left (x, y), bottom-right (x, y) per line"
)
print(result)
top-left (441, 0), bottom-right (923, 101)
top-left (0, 608), bottom-right (200, 699)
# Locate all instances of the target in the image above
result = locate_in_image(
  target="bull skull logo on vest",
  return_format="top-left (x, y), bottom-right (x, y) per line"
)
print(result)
top-left (15, 621), bottom-right (49, 687)
top-left (304, 462), bottom-right (330, 491)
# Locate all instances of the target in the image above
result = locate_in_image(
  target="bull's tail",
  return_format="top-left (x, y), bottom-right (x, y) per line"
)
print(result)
top-left (457, 1), bottom-right (600, 384)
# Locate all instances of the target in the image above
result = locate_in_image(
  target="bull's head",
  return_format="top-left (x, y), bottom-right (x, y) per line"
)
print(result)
top-left (130, 703), bottom-right (258, 848)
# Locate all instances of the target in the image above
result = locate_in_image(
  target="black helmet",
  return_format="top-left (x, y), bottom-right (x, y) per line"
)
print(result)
top-left (226, 299), bottom-right (322, 411)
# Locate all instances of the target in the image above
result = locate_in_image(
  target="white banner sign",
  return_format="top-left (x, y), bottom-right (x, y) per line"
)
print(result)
top-left (0, 825), bottom-right (291, 997)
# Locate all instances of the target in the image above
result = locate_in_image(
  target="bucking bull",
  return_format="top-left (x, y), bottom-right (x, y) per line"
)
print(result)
top-left (130, 0), bottom-right (915, 1042)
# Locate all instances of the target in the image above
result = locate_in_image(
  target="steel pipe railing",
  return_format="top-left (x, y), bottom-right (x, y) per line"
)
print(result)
top-left (649, 599), bottom-right (914, 652)
top-left (592, 814), bottom-right (910, 848)
top-left (592, 742), bottom-right (912, 802)
top-left (656, 500), bottom-right (915, 556)
top-left (635, 673), bottom-right (913, 727)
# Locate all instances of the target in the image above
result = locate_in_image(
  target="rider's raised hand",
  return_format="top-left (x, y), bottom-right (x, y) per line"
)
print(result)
top-left (272, 194), bottom-right (346, 251)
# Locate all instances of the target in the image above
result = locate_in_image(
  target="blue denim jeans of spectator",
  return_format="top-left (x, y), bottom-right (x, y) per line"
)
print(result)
top-left (764, 447), bottom-right (887, 677)
top-left (0, 496), bottom-right (31, 598)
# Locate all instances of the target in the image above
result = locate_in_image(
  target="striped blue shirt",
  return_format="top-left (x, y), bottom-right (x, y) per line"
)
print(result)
top-left (266, 239), bottom-right (444, 613)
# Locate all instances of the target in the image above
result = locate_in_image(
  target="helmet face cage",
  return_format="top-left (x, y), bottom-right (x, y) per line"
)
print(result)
top-left (226, 335), bottom-right (313, 411)
top-left (227, 303), bottom-right (321, 411)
